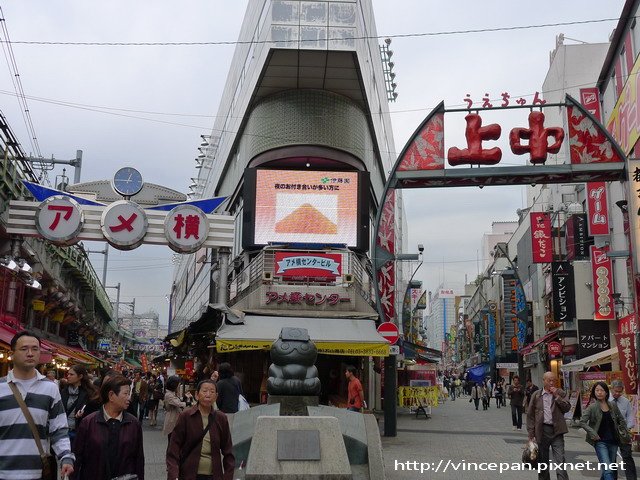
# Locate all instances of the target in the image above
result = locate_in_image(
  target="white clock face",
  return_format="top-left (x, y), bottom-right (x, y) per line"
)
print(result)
top-left (113, 167), bottom-right (144, 197)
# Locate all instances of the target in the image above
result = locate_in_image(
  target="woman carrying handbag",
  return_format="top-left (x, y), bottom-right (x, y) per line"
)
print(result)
top-left (579, 381), bottom-right (631, 480)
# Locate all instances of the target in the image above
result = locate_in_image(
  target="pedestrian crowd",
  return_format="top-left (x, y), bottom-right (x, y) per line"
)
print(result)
top-left (0, 330), bottom-right (238, 480)
top-left (449, 368), bottom-right (637, 480)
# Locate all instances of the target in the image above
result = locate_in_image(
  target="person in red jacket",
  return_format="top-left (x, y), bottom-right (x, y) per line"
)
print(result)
top-left (345, 366), bottom-right (366, 412)
top-left (72, 374), bottom-right (145, 480)
top-left (166, 379), bottom-right (235, 480)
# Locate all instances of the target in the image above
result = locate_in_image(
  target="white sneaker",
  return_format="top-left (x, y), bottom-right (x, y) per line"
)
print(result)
top-left (512, 426), bottom-right (517, 431)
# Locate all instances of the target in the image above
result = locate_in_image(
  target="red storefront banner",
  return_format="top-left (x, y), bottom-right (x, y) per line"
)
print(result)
top-left (274, 252), bottom-right (342, 281)
top-left (586, 182), bottom-right (609, 236)
top-left (140, 353), bottom-right (148, 373)
top-left (616, 332), bottom-right (637, 393)
top-left (591, 245), bottom-right (615, 321)
top-left (531, 212), bottom-right (552, 263)
top-left (618, 313), bottom-right (638, 335)
top-left (579, 87), bottom-right (602, 121)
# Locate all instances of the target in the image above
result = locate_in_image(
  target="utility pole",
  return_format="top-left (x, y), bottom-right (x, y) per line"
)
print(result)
top-left (105, 282), bottom-right (121, 327)
top-left (24, 150), bottom-right (83, 184)
top-left (87, 244), bottom-right (109, 285)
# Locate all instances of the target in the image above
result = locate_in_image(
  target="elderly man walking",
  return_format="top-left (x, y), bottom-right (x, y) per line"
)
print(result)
top-left (610, 379), bottom-right (637, 480)
top-left (526, 372), bottom-right (571, 480)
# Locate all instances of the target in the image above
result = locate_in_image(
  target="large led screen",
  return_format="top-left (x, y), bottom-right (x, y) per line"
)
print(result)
top-left (251, 169), bottom-right (360, 247)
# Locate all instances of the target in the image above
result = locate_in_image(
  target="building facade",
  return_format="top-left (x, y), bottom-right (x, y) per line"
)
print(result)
top-left (170, 0), bottom-right (401, 406)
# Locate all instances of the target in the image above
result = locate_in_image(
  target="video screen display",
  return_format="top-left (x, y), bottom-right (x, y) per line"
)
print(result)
top-left (252, 169), bottom-right (360, 247)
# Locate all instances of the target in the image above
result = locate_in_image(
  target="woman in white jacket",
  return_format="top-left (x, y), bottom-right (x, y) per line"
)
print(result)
top-left (162, 375), bottom-right (191, 444)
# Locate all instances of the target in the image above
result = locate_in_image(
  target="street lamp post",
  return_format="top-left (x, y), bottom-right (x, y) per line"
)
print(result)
top-left (383, 246), bottom-right (423, 438)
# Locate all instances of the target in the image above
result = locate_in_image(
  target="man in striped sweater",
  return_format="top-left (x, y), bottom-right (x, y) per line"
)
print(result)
top-left (0, 331), bottom-right (74, 479)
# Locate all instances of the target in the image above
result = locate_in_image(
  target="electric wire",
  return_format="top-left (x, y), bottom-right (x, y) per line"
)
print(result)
top-left (0, 17), bottom-right (621, 46)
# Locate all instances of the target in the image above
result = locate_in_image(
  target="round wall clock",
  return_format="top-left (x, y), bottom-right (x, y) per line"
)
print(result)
top-left (113, 167), bottom-right (144, 197)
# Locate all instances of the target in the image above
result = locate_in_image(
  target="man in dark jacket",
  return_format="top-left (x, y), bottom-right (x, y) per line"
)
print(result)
top-left (216, 362), bottom-right (241, 413)
top-left (73, 374), bottom-right (145, 480)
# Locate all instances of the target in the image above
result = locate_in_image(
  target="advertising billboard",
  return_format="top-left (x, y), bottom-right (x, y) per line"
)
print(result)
top-left (243, 169), bottom-right (369, 250)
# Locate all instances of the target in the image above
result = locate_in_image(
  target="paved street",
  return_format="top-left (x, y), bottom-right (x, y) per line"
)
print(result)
top-left (142, 397), bottom-right (639, 479)
top-left (382, 394), bottom-right (636, 479)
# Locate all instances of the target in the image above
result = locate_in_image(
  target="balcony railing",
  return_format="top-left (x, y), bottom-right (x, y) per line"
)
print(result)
top-left (228, 248), bottom-right (375, 309)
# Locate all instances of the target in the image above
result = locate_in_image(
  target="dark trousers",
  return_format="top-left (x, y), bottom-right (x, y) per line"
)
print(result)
top-left (473, 398), bottom-right (479, 410)
top-left (495, 395), bottom-right (502, 408)
top-left (139, 399), bottom-right (147, 421)
top-left (614, 441), bottom-right (637, 480)
top-left (127, 395), bottom-right (139, 417)
top-left (538, 425), bottom-right (568, 480)
top-left (511, 404), bottom-right (523, 429)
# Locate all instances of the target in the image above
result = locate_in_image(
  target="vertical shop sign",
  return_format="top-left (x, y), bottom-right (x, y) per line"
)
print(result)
top-left (586, 182), bottom-right (610, 236)
top-left (590, 245), bottom-right (615, 321)
top-left (627, 159), bottom-right (640, 280)
top-left (488, 313), bottom-right (496, 361)
top-left (566, 213), bottom-right (592, 260)
top-left (618, 313), bottom-right (638, 334)
top-left (615, 332), bottom-right (637, 393)
top-left (552, 262), bottom-right (575, 322)
top-left (579, 88), bottom-right (602, 121)
top-left (531, 212), bottom-right (552, 263)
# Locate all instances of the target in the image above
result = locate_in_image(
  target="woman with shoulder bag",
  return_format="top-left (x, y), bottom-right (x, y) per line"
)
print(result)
top-left (166, 379), bottom-right (235, 480)
top-left (579, 381), bottom-right (630, 480)
top-left (61, 364), bottom-right (101, 447)
top-left (147, 374), bottom-right (163, 427)
top-left (163, 376), bottom-right (191, 445)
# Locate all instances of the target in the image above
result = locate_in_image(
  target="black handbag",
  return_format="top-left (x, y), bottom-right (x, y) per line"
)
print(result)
top-left (613, 406), bottom-right (632, 444)
top-left (8, 382), bottom-right (57, 480)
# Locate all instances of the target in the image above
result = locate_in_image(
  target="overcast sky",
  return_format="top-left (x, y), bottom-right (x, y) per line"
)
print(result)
top-left (0, 1), bottom-right (625, 326)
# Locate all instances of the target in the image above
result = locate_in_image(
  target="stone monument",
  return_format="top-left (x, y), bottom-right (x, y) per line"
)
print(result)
top-left (267, 327), bottom-right (320, 415)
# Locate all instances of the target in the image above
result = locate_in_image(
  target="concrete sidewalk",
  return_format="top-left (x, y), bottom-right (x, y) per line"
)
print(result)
top-left (380, 394), bottom-right (636, 479)
top-left (143, 397), bottom-right (639, 479)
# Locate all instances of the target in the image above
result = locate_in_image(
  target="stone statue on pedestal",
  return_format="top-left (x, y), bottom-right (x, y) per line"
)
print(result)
top-left (267, 327), bottom-right (321, 396)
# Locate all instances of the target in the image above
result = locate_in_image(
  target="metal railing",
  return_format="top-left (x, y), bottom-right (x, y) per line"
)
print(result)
top-left (228, 248), bottom-right (376, 308)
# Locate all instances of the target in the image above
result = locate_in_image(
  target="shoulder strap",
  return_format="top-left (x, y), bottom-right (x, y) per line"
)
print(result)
top-left (8, 382), bottom-right (47, 457)
top-left (182, 411), bottom-right (215, 461)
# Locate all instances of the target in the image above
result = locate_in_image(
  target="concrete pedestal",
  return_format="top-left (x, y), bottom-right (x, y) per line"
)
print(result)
top-left (268, 395), bottom-right (319, 416)
top-left (246, 415), bottom-right (352, 480)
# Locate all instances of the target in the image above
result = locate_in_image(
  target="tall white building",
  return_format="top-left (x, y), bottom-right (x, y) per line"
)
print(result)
top-left (424, 287), bottom-right (459, 352)
top-left (169, 0), bottom-right (402, 405)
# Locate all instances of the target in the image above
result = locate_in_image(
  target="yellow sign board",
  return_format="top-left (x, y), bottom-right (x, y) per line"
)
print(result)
top-left (607, 54), bottom-right (640, 154)
top-left (216, 338), bottom-right (389, 357)
top-left (397, 386), bottom-right (440, 408)
top-left (32, 300), bottom-right (45, 311)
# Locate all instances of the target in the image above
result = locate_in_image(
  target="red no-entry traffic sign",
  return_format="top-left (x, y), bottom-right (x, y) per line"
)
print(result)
top-left (377, 322), bottom-right (400, 345)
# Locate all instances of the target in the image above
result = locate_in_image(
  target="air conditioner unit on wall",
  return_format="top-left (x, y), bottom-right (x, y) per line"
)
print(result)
top-left (262, 272), bottom-right (273, 282)
top-left (343, 274), bottom-right (354, 284)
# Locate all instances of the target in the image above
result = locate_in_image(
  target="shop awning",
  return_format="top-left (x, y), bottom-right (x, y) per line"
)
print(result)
top-left (215, 315), bottom-right (390, 357)
top-left (125, 357), bottom-right (142, 368)
top-left (0, 324), bottom-right (17, 347)
top-left (42, 340), bottom-right (97, 365)
top-left (0, 326), bottom-right (54, 363)
top-left (520, 331), bottom-right (559, 356)
top-left (561, 347), bottom-right (618, 372)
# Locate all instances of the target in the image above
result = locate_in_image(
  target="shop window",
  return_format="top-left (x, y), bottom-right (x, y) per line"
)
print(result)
top-left (620, 46), bottom-right (629, 87)
top-left (632, 19), bottom-right (640, 61)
